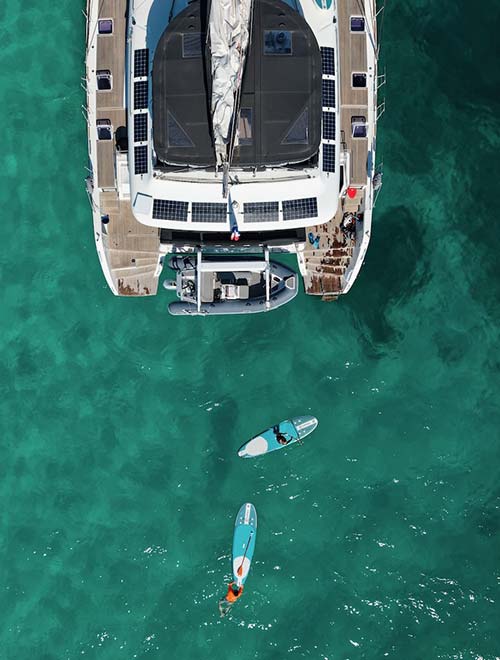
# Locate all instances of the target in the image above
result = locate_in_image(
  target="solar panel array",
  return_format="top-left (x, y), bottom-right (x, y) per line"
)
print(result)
top-left (132, 48), bottom-right (150, 181)
top-left (322, 144), bottom-right (335, 173)
top-left (134, 80), bottom-right (148, 110)
top-left (243, 202), bottom-right (279, 223)
top-left (134, 113), bottom-right (148, 142)
top-left (134, 145), bottom-right (148, 175)
top-left (192, 202), bottom-right (227, 223)
top-left (283, 198), bottom-right (318, 221)
top-left (321, 47), bottom-right (335, 76)
top-left (153, 199), bottom-right (189, 222)
top-left (322, 79), bottom-right (335, 109)
top-left (322, 111), bottom-right (335, 140)
top-left (134, 49), bottom-right (149, 78)
top-left (321, 45), bottom-right (337, 174)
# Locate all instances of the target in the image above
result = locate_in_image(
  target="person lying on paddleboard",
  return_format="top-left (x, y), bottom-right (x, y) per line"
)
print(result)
top-left (273, 425), bottom-right (292, 446)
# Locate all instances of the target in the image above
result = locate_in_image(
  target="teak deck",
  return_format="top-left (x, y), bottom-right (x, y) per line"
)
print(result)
top-left (91, 0), bottom-right (161, 296)
top-left (339, 0), bottom-right (370, 187)
top-left (302, 0), bottom-right (374, 298)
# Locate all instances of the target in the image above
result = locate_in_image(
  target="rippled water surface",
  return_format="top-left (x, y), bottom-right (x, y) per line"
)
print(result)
top-left (1, 1), bottom-right (500, 658)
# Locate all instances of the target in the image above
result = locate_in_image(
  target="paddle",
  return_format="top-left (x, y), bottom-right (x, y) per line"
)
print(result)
top-left (282, 430), bottom-right (302, 446)
top-left (237, 531), bottom-right (254, 579)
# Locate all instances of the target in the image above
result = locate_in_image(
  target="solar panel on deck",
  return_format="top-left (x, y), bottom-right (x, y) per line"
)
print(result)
top-left (322, 143), bottom-right (335, 173)
top-left (322, 112), bottom-right (335, 140)
top-left (321, 47), bottom-right (335, 76)
top-left (244, 202), bottom-right (279, 223)
top-left (134, 113), bottom-right (148, 142)
top-left (192, 202), bottom-right (227, 223)
top-left (134, 80), bottom-right (148, 109)
top-left (134, 145), bottom-right (148, 174)
top-left (322, 79), bottom-right (335, 108)
top-left (153, 199), bottom-right (188, 221)
top-left (134, 49), bottom-right (149, 78)
top-left (283, 198), bottom-right (318, 221)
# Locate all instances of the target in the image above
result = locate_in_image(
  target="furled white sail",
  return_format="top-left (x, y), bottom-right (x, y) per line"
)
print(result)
top-left (209, 0), bottom-right (253, 167)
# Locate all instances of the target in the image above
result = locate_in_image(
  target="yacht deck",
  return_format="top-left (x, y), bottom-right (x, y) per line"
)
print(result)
top-left (89, 0), bottom-right (161, 295)
top-left (339, 0), bottom-right (370, 186)
top-left (302, 0), bottom-right (375, 298)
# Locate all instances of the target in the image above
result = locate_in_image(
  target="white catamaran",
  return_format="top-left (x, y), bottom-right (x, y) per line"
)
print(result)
top-left (85, 0), bottom-right (383, 315)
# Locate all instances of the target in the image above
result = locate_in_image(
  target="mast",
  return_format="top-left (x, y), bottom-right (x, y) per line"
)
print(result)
top-left (208, 0), bottom-right (254, 190)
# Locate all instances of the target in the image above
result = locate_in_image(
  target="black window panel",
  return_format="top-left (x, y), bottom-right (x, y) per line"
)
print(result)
top-left (191, 202), bottom-right (227, 223)
top-left (352, 115), bottom-right (367, 138)
top-left (322, 143), bottom-right (335, 172)
top-left (97, 77), bottom-right (111, 90)
top-left (239, 108), bottom-right (253, 145)
top-left (264, 30), bottom-right (292, 55)
top-left (134, 145), bottom-right (148, 174)
top-left (98, 19), bottom-right (113, 34)
top-left (134, 80), bottom-right (149, 109)
top-left (97, 70), bottom-right (112, 91)
top-left (322, 112), bottom-right (335, 140)
top-left (134, 49), bottom-right (149, 78)
top-left (153, 199), bottom-right (188, 221)
top-left (322, 79), bottom-right (335, 108)
top-left (244, 202), bottom-right (279, 223)
top-left (282, 108), bottom-right (309, 144)
top-left (134, 114), bottom-right (148, 142)
top-left (97, 126), bottom-right (112, 140)
top-left (351, 16), bottom-right (365, 32)
top-left (353, 125), bottom-right (367, 138)
top-left (283, 198), bottom-right (318, 221)
top-left (182, 33), bottom-right (204, 58)
top-left (352, 73), bottom-right (366, 88)
top-left (321, 47), bottom-right (335, 76)
top-left (167, 111), bottom-right (194, 147)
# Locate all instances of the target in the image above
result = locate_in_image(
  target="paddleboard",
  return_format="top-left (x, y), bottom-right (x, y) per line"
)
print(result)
top-left (237, 416), bottom-right (318, 458)
top-left (232, 503), bottom-right (257, 587)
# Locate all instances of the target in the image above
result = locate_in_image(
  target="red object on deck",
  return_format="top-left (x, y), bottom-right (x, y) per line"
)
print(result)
top-left (347, 187), bottom-right (357, 199)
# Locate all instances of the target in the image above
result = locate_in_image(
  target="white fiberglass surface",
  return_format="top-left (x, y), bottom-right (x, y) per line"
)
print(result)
top-left (245, 436), bottom-right (268, 456)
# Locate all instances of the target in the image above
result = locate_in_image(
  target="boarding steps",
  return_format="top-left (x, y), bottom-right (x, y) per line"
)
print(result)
top-left (105, 247), bottom-right (159, 296)
top-left (342, 191), bottom-right (364, 214)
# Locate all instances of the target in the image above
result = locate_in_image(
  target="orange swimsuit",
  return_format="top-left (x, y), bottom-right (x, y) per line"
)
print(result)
top-left (226, 582), bottom-right (244, 603)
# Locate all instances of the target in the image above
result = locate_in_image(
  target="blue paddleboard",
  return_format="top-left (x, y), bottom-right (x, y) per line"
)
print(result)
top-left (232, 503), bottom-right (257, 587)
top-left (237, 416), bottom-right (318, 458)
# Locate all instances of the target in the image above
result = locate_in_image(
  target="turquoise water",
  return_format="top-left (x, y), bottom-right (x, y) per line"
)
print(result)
top-left (1, 1), bottom-right (500, 658)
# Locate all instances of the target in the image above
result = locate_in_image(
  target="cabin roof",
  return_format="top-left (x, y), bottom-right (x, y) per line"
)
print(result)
top-left (152, 0), bottom-right (322, 168)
